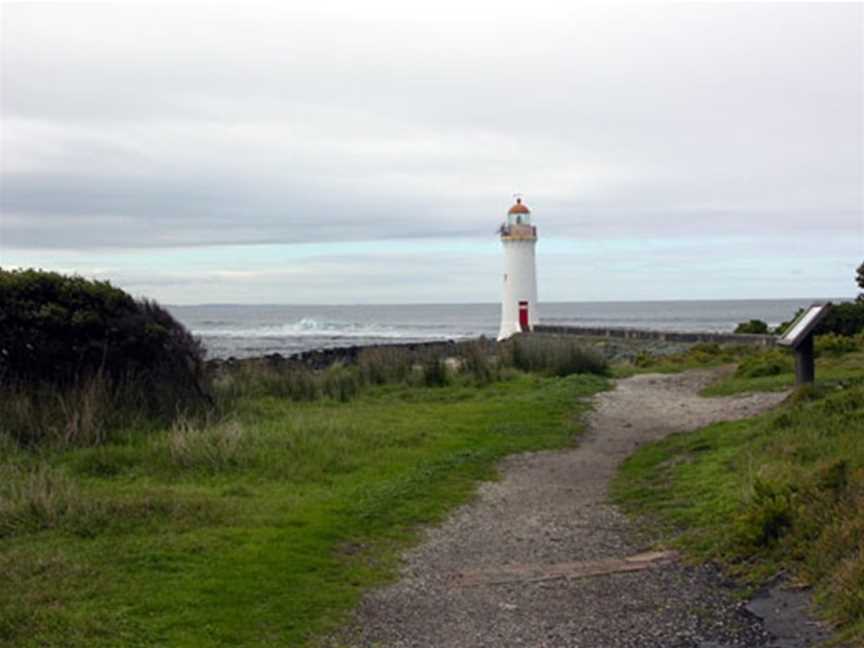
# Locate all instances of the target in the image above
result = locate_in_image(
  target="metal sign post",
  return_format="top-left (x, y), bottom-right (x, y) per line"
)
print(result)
top-left (777, 303), bottom-right (832, 386)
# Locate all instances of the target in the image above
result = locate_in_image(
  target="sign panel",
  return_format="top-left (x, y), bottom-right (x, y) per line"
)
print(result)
top-left (777, 303), bottom-right (832, 348)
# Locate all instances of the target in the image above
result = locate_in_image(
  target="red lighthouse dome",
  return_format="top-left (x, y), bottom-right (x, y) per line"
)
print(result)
top-left (508, 198), bottom-right (530, 215)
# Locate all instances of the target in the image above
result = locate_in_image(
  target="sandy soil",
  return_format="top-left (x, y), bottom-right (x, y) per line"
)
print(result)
top-left (325, 369), bottom-right (830, 648)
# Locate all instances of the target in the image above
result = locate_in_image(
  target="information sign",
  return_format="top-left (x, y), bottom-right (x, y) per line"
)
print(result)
top-left (777, 304), bottom-right (832, 349)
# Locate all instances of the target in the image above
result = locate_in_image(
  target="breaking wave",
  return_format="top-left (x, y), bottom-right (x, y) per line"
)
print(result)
top-left (193, 317), bottom-right (467, 341)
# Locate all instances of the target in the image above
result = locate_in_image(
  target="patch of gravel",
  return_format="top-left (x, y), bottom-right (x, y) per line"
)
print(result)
top-left (324, 370), bottom-right (827, 648)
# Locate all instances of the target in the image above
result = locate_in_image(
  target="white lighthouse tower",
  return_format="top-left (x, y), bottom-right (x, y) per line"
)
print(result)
top-left (497, 196), bottom-right (539, 340)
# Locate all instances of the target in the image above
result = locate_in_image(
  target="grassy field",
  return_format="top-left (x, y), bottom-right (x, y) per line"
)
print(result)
top-left (0, 370), bottom-right (607, 647)
top-left (612, 340), bottom-right (864, 644)
top-left (613, 337), bottom-right (864, 397)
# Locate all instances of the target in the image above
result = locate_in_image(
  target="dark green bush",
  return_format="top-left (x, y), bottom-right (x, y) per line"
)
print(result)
top-left (857, 260), bottom-right (864, 294)
top-left (734, 319), bottom-right (769, 334)
top-left (776, 302), bottom-right (864, 337)
top-left (0, 269), bottom-right (208, 444)
top-left (819, 302), bottom-right (864, 337)
top-left (0, 269), bottom-right (206, 397)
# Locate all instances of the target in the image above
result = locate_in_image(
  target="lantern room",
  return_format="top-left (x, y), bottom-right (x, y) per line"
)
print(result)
top-left (506, 197), bottom-right (532, 226)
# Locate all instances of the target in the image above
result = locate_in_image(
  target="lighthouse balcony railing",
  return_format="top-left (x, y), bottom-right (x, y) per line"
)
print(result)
top-left (499, 224), bottom-right (537, 240)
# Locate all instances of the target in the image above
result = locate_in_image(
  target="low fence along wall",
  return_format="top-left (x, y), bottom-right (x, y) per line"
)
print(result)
top-left (533, 325), bottom-right (776, 347)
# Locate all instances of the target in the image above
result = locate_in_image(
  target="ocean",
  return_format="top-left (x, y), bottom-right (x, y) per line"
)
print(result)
top-left (168, 299), bottom-right (826, 360)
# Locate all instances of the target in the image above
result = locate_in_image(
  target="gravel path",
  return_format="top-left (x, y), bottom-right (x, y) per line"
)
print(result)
top-left (326, 370), bottom-right (819, 648)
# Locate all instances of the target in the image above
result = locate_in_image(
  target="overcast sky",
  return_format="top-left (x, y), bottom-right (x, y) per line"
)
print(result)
top-left (1, 1), bottom-right (861, 304)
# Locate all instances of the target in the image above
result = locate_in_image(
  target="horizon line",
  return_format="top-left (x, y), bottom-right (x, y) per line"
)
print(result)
top-left (165, 296), bottom-right (855, 308)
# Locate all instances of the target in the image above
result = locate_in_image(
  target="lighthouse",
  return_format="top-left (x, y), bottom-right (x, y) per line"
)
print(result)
top-left (497, 197), bottom-right (539, 341)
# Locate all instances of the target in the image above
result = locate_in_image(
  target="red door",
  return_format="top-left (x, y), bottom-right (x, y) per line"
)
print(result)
top-left (518, 301), bottom-right (529, 331)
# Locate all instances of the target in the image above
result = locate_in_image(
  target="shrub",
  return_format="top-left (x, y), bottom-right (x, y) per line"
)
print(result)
top-left (734, 319), bottom-right (769, 334)
top-left (634, 351), bottom-right (656, 368)
top-left (736, 478), bottom-right (797, 548)
top-left (0, 269), bottom-right (208, 427)
top-left (685, 342), bottom-right (730, 364)
top-left (815, 333), bottom-right (861, 357)
top-left (858, 260), bottom-right (864, 296)
top-left (735, 349), bottom-right (793, 378)
top-left (818, 302), bottom-right (864, 337)
top-left (776, 302), bottom-right (864, 337)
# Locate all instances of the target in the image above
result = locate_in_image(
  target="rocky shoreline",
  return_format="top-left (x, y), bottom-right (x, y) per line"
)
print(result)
top-left (204, 333), bottom-right (721, 373)
top-left (205, 338), bottom-right (484, 371)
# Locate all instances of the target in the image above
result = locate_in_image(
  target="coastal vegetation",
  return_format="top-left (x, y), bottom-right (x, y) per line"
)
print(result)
top-left (733, 265), bottom-right (864, 338)
top-left (1, 371), bottom-right (608, 647)
top-left (733, 319), bottom-right (770, 334)
top-left (0, 269), bottom-right (209, 446)
top-left (613, 333), bottom-right (864, 643)
top-left (0, 270), bottom-right (610, 647)
top-left (5, 267), bottom-right (864, 644)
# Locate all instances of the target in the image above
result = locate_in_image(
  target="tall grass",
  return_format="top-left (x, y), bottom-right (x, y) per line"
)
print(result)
top-left (1, 374), bottom-right (131, 447)
top-left (502, 334), bottom-right (608, 377)
top-left (0, 371), bottom-right (204, 447)
top-left (0, 463), bottom-right (83, 537)
top-left (3, 336), bottom-right (606, 450)
top-left (0, 371), bottom-right (606, 647)
top-left (166, 417), bottom-right (253, 473)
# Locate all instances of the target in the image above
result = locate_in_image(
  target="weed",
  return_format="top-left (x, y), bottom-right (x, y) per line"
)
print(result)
top-left (166, 418), bottom-right (254, 473)
top-left (736, 478), bottom-right (797, 548)
top-left (816, 333), bottom-right (862, 357)
top-left (503, 335), bottom-right (608, 377)
top-left (357, 346), bottom-right (414, 384)
top-left (0, 463), bottom-right (82, 536)
top-left (456, 340), bottom-right (497, 386)
top-left (735, 350), bottom-right (793, 378)
top-left (421, 358), bottom-right (451, 387)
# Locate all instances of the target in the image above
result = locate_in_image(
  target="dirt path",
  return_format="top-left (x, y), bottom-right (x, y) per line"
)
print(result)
top-left (328, 370), bottom-right (822, 648)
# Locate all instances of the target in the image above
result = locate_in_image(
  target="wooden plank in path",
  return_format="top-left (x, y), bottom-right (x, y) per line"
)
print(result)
top-left (448, 550), bottom-right (679, 589)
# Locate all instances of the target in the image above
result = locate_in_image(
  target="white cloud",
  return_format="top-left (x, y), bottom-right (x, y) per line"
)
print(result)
top-left (1, 2), bottom-right (861, 301)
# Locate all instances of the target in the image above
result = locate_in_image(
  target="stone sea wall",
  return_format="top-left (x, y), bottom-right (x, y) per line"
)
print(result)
top-left (533, 325), bottom-right (776, 347)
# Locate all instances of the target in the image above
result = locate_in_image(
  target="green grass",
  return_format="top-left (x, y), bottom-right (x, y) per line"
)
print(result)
top-left (609, 338), bottom-right (864, 399)
top-left (612, 372), bottom-right (864, 644)
top-left (0, 372), bottom-right (606, 647)
top-left (610, 342), bottom-right (765, 379)
top-left (702, 348), bottom-right (864, 396)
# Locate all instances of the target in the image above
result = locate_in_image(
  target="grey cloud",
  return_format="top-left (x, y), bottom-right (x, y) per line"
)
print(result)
top-left (0, 2), bottom-right (861, 301)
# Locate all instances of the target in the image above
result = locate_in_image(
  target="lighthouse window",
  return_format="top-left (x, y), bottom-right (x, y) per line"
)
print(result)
top-left (516, 216), bottom-right (522, 224)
